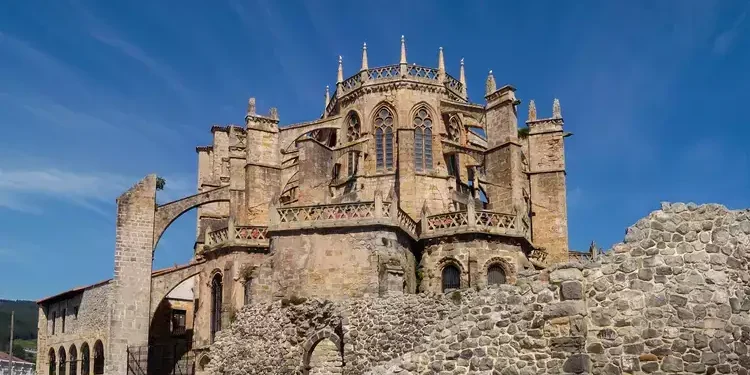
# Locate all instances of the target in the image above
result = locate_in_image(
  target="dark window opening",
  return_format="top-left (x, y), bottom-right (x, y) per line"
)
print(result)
top-left (61, 308), bottom-right (66, 333)
top-left (69, 345), bottom-right (77, 375)
top-left (73, 306), bottom-right (79, 319)
top-left (49, 349), bottom-right (57, 375)
top-left (347, 151), bottom-right (359, 177)
top-left (58, 347), bottom-right (66, 375)
top-left (488, 264), bottom-right (507, 285)
top-left (51, 311), bottom-right (56, 335)
top-left (171, 309), bottom-right (187, 336)
top-left (81, 343), bottom-right (90, 375)
top-left (93, 341), bottom-right (104, 375)
top-left (211, 274), bottom-right (223, 342)
top-left (441, 264), bottom-right (460, 292)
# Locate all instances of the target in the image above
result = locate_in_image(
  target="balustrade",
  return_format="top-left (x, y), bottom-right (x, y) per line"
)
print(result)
top-left (422, 205), bottom-right (527, 239)
top-left (204, 225), bottom-right (269, 248)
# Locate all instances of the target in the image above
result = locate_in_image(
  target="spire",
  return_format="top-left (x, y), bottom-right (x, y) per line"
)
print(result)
top-left (485, 70), bottom-right (496, 96)
top-left (528, 100), bottom-right (537, 121)
top-left (325, 85), bottom-right (330, 106)
top-left (459, 58), bottom-right (467, 96)
top-left (247, 97), bottom-right (256, 115)
top-left (400, 35), bottom-right (407, 65)
top-left (361, 43), bottom-right (368, 71)
top-left (337, 55), bottom-right (343, 84)
top-left (552, 98), bottom-right (562, 119)
top-left (437, 47), bottom-right (445, 73)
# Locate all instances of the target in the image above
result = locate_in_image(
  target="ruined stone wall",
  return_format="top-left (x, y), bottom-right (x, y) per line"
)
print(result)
top-left (205, 203), bottom-right (750, 375)
top-left (251, 228), bottom-right (416, 302)
top-left (584, 202), bottom-right (750, 374)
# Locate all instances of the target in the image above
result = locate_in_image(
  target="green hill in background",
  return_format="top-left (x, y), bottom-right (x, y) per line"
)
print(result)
top-left (0, 299), bottom-right (38, 363)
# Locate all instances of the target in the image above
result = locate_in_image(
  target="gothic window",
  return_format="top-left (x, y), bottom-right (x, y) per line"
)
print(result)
top-left (49, 348), bottom-right (57, 375)
top-left (59, 347), bottom-right (67, 375)
top-left (414, 108), bottom-right (433, 172)
top-left (93, 341), bottom-right (104, 375)
top-left (346, 112), bottom-right (361, 142)
top-left (243, 278), bottom-right (252, 305)
top-left (447, 115), bottom-right (461, 142)
top-left (441, 264), bottom-right (460, 292)
top-left (487, 264), bottom-right (507, 285)
top-left (211, 273), bottom-right (223, 342)
top-left (69, 345), bottom-right (77, 375)
top-left (80, 343), bottom-right (90, 375)
top-left (374, 107), bottom-right (394, 171)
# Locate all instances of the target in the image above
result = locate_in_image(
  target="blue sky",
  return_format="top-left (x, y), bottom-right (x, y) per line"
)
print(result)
top-left (1, 0), bottom-right (748, 300)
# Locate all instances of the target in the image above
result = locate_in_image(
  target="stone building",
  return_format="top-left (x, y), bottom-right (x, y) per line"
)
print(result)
top-left (35, 38), bottom-right (575, 374)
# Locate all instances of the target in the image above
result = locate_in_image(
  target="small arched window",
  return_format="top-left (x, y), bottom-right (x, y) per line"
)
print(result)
top-left (80, 343), bottom-right (90, 375)
top-left (347, 112), bottom-right (361, 176)
top-left (346, 113), bottom-right (361, 142)
top-left (58, 347), bottom-right (67, 375)
top-left (93, 341), bottom-right (104, 375)
top-left (211, 273), bottom-right (223, 342)
top-left (447, 115), bottom-right (461, 143)
top-left (487, 264), bottom-right (507, 285)
top-left (49, 348), bottom-right (57, 375)
top-left (414, 107), bottom-right (433, 172)
top-left (374, 107), bottom-right (394, 171)
top-left (69, 345), bottom-right (78, 375)
top-left (441, 264), bottom-right (460, 292)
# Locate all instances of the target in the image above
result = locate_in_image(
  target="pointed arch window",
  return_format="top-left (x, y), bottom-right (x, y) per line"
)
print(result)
top-left (374, 107), bottom-right (394, 171)
top-left (210, 273), bottom-right (223, 342)
top-left (80, 343), bottom-right (90, 375)
top-left (49, 348), bottom-right (57, 375)
top-left (346, 113), bottom-right (361, 177)
top-left (92, 341), bottom-right (104, 375)
top-left (58, 347), bottom-right (67, 375)
top-left (447, 115), bottom-right (461, 143)
top-left (414, 108), bottom-right (433, 172)
top-left (69, 345), bottom-right (78, 375)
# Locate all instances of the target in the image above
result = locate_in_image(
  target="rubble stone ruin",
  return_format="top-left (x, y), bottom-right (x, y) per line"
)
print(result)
top-left (34, 38), bottom-right (750, 375)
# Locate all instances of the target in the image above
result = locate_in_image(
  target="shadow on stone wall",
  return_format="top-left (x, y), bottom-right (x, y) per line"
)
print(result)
top-left (206, 203), bottom-right (750, 375)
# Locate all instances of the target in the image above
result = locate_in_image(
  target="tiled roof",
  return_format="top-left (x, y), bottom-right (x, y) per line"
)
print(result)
top-left (0, 351), bottom-right (32, 364)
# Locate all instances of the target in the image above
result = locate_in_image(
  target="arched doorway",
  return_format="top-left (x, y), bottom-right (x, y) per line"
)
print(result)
top-left (307, 338), bottom-right (343, 374)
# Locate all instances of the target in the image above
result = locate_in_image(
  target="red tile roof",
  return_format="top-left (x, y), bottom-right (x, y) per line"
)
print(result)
top-left (0, 351), bottom-right (32, 364)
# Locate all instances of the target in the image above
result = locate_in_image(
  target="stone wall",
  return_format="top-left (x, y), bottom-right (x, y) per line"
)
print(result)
top-left (251, 228), bottom-right (416, 302)
top-left (206, 203), bottom-right (750, 375)
top-left (584, 202), bottom-right (750, 374)
top-left (36, 283), bottom-right (111, 375)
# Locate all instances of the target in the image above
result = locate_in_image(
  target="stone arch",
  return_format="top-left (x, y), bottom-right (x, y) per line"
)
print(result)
top-left (153, 185), bottom-right (231, 249)
top-left (279, 116), bottom-right (341, 152)
top-left (80, 342), bottom-right (90, 375)
top-left (436, 257), bottom-right (465, 292)
top-left (441, 143), bottom-right (483, 166)
top-left (301, 329), bottom-right (344, 375)
top-left (149, 262), bottom-right (203, 320)
top-left (196, 353), bottom-right (210, 372)
top-left (58, 346), bottom-right (67, 375)
top-left (93, 340), bottom-right (104, 375)
top-left (49, 348), bottom-right (57, 375)
top-left (482, 257), bottom-right (516, 285)
top-left (408, 101), bottom-right (438, 125)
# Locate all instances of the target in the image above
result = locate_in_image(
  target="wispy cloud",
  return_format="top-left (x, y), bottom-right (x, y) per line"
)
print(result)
top-left (0, 168), bottom-right (194, 216)
top-left (713, 7), bottom-right (748, 55)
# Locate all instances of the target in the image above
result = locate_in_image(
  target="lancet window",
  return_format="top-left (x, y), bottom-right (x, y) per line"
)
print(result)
top-left (374, 107), bottom-right (394, 171)
top-left (414, 107), bottom-right (433, 172)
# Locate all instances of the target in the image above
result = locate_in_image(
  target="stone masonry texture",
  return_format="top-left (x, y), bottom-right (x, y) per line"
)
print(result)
top-left (206, 202), bottom-right (750, 374)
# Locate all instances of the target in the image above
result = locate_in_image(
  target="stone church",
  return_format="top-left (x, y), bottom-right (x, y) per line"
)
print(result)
top-left (34, 37), bottom-right (580, 374)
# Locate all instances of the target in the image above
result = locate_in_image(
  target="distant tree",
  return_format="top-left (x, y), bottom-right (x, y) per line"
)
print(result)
top-left (156, 176), bottom-right (166, 191)
top-left (517, 127), bottom-right (530, 139)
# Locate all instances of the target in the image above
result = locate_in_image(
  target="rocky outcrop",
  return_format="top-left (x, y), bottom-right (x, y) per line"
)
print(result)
top-left (207, 203), bottom-right (750, 374)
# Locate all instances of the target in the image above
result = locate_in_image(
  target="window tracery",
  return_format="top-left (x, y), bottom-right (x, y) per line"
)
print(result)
top-left (414, 107), bottom-right (433, 172)
top-left (374, 107), bottom-right (394, 171)
top-left (447, 115), bottom-right (461, 143)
